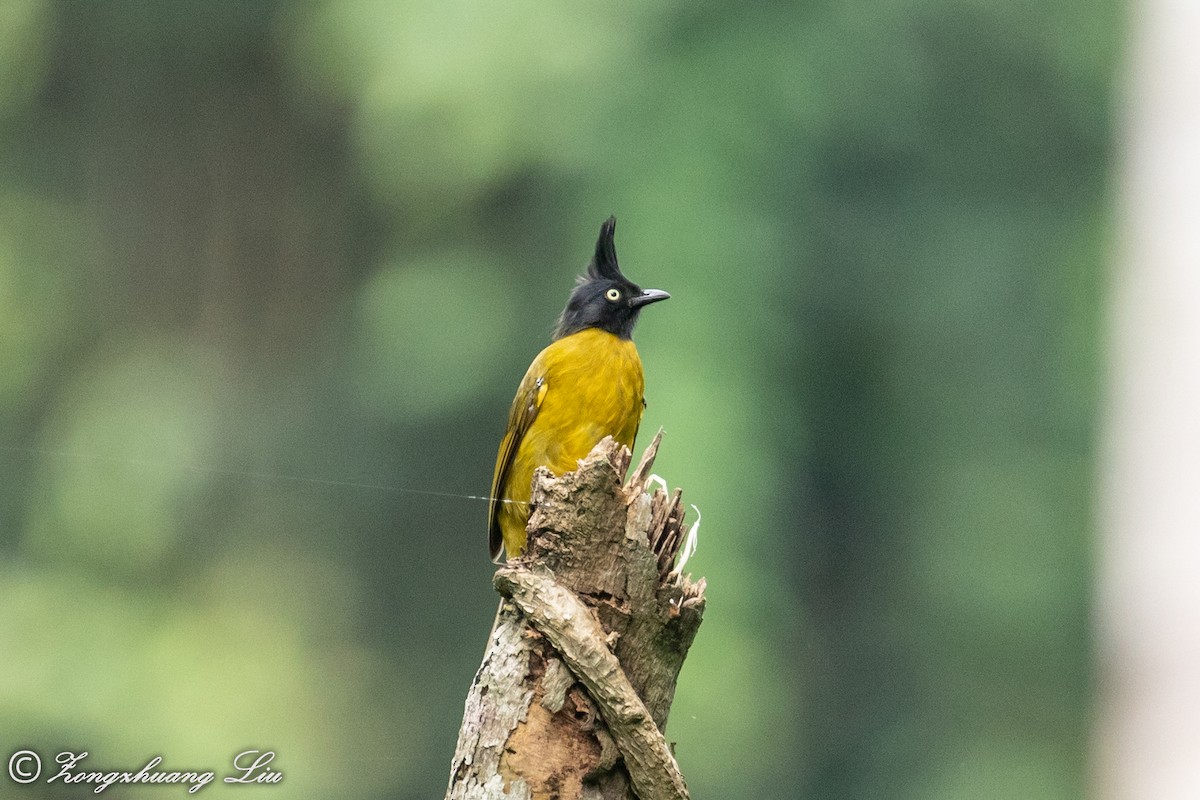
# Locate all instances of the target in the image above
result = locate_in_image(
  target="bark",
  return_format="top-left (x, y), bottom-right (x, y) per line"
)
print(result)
top-left (446, 433), bottom-right (706, 800)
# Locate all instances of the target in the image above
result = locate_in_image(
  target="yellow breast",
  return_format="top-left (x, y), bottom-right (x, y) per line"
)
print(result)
top-left (497, 328), bottom-right (645, 557)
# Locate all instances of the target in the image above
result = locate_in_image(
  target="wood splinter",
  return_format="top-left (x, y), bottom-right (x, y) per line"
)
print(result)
top-left (445, 433), bottom-right (706, 800)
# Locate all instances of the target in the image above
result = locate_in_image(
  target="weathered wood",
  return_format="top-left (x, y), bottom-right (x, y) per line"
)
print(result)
top-left (445, 434), bottom-right (706, 800)
top-left (494, 567), bottom-right (691, 800)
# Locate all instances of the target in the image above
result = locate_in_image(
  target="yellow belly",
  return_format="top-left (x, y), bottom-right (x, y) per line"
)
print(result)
top-left (497, 328), bottom-right (645, 557)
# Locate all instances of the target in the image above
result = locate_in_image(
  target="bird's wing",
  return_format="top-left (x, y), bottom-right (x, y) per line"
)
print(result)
top-left (488, 366), bottom-right (548, 561)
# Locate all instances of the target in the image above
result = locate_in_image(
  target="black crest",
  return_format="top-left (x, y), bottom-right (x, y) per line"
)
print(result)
top-left (587, 216), bottom-right (623, 281)
top-left (553, 216), bottom-right (669, 341)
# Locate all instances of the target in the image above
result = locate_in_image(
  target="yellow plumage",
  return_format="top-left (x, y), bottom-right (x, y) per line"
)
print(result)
top-left (489, 327), bottom-right (645, 560)
top-left (487, 216), bottom-right (666, 561)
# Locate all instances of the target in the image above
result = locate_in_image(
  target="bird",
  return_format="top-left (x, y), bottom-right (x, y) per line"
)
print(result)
top-left (488, 216), bottom-right (669, 561)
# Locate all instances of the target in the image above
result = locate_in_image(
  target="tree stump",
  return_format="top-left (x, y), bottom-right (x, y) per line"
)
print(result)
top-left (445, 433), bottom-right (706, 800)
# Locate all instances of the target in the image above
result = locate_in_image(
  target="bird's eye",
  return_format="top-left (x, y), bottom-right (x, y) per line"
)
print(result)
top-left (605, 288), bottom-right (621, 302)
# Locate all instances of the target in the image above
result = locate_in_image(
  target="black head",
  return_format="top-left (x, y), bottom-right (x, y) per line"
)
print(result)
top-left (553, 217), bottom-right (669, 340)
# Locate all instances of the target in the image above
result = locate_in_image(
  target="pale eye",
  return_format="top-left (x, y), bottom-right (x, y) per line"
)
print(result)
top-left (605, 288), bottom-right (621, 302)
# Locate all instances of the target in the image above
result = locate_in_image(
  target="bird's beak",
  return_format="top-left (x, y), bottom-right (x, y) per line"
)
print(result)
top-left (630, 288), bottom-right (670, 308)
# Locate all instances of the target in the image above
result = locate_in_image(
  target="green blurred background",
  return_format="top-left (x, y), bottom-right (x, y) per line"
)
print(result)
top-left (0, 1), bottom-right (1118, 797)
